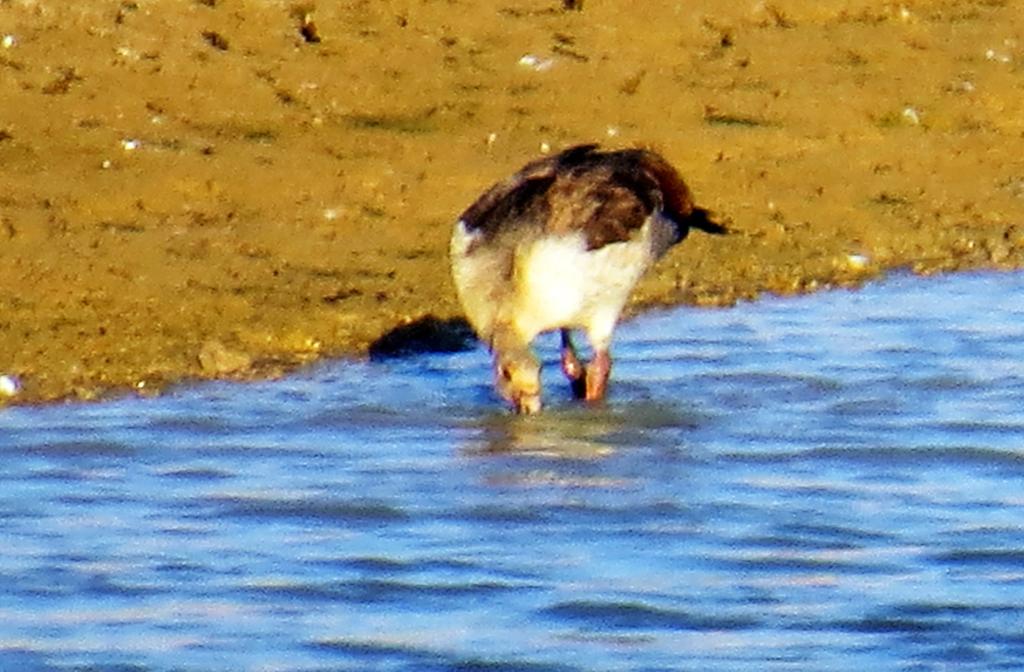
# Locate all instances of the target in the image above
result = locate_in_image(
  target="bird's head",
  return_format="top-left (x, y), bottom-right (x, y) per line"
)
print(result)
top-left (493, 349), bottom-right (542, 414)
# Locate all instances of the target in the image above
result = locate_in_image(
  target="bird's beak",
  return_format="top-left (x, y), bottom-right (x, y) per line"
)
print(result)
top-left (514, 392), bottom-right (542, 415)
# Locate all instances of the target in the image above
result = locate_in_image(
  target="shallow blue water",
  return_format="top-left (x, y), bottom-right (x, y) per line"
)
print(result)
top-left (3, 271), bottom-right (1024, 672)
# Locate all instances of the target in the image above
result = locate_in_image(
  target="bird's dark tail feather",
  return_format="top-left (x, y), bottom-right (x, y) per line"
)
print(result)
top-left (687, 207), bottom-right (729, 235)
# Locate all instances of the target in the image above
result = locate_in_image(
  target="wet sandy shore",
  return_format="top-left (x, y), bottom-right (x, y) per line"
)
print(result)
top-left (2, 0), bottom-right (1023, 404)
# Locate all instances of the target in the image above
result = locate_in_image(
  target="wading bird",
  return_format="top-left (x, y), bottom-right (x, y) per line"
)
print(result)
top-left (450, 144), bottom-right (725, 413)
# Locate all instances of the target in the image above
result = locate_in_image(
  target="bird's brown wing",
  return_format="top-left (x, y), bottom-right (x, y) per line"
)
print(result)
top-left (459, 144), bottom-right (724, 253)
top-left (549, 149), bottom-right (727, 251)
top-left (457, 145), bottom-right (602, 241)
top-left (545, 171), bottom-right (652, 251)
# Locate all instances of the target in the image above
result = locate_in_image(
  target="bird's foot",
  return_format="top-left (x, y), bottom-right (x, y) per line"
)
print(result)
top-left (561, 349), bottom-right (587, 399)
top-left (560, 330), bottom-right (588, 399)
top-left (561, 333), bottom-right (611, 402)
top-left (583, 350), bottom-right (611, 402)
top-left (561, 348), bottom-right (584, 381)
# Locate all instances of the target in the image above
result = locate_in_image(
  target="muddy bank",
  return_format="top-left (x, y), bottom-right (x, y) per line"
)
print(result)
top-left (1, 0), bottom-right (1023, 404)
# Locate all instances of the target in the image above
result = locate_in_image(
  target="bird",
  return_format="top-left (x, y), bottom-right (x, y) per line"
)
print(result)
top-left (449, 144), bottom-right (726, 413)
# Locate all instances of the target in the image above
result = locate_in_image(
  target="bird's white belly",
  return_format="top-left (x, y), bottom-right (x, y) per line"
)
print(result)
top-left (517, 237), bottom-right (588, 327)
top-left (514, 232), bottom-right (650, 342)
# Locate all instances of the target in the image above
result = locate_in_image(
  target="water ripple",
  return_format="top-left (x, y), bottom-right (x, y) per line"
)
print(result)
top-left (541, 599), bottom-right (759, 631)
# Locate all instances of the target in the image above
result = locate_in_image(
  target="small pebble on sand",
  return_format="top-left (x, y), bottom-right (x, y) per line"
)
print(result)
top-left (845, 253), bottom-right (870, 269)
top-left (0, 374), bottom-right (21, 397)
top-left (517, 54), bottom-right (555, 71)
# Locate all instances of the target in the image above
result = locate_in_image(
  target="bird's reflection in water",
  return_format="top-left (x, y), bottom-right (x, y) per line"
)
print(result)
top-left (466, 406), bottom-right (617, 459)
top-left (461, 398), bottom-right (703, 462)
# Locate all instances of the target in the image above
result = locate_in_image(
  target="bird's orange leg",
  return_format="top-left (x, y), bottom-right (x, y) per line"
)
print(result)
top-left (584, 349), bottom-right (611, 401)
top-left (560, 329), bottom-right (587, 399)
